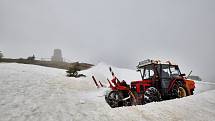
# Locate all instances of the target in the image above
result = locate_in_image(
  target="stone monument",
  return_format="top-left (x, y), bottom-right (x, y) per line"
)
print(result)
top-left (51, 49), bottom-right (63, 62)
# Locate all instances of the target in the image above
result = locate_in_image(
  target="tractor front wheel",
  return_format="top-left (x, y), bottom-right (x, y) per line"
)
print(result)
top-left (178, 86), bottom-right (187, 98)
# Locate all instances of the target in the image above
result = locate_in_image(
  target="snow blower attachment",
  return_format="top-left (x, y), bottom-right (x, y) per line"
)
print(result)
top-left (92, 59), bottom-right (195, 108)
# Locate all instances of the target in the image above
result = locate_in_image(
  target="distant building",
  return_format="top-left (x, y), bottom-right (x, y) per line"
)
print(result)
top-left (51, 49), bottom-right (63, 62)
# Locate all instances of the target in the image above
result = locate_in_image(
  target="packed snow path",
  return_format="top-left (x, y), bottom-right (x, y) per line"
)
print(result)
top-left (0, 63), bottom-right (215, 121)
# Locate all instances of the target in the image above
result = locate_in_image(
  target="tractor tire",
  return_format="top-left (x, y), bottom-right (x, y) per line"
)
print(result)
top-left (143, 87), bottom-right (161, 104)
top-left (171, 81), bottom-right (187, 98)
top-left (106, 91), bottom-right (123, 108)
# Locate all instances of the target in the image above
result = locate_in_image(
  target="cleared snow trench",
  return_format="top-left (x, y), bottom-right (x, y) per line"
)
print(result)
top-left (0, 63), bottom-right (215, 121)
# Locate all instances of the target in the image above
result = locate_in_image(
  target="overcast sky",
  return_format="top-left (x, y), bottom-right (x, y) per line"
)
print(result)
top-left (0, 0), bottom-right (215, 81)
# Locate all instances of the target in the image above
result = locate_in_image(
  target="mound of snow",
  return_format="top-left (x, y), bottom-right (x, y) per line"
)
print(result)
top-left (82, 62), bottom-right (140, 86)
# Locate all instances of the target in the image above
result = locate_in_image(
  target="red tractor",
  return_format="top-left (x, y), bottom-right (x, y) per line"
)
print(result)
top-left (93, 59), bottom-right (195, 108)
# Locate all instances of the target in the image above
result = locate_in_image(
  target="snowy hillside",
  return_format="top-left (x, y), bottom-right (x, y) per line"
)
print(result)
top-left (0, 63), bottom-right (215, 121)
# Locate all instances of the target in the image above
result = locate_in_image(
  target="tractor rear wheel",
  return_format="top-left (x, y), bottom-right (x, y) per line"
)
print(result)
top-left (106, 91), bottom-right (123, 108)
top-left (144, 87), bottom-right (161, 104)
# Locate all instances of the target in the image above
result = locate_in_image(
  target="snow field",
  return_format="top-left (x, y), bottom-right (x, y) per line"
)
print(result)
top-left (0, 63), bottom-right (215, 121)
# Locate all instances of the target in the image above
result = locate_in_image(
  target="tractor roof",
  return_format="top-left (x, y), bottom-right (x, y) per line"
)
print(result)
top-left (137, 59), bottom-right (177, 69)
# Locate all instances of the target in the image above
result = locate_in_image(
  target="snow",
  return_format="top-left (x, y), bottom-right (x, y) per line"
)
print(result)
top-left (0, 62), bottom-right (215, 121)
top-left (82, 62), bottom-right (140, 85)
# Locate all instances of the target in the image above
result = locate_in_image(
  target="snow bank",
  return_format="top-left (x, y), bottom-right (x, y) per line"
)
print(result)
top-left (194, 81), bottom-right (215, 94)
top-left (0, 63), bottom-right (215, 121)
top-left (82, 62), bottom-right (141, 86)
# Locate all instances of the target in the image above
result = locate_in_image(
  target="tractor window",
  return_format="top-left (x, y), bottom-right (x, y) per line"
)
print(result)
top-left (170, 66), bottom-right (180, 76)
top-left (144, 70), bottom-right (150, 79)
top-left (143, 65), bottom-right (154, 79)
top-left (150, 70), bottom-right (154, 77)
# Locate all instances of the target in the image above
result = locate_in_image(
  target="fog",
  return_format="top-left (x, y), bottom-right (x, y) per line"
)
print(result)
top-left (0, 0), bottom-right (215, 81)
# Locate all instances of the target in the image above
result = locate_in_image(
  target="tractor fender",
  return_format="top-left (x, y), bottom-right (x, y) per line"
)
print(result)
top-left (168, 79), bottom-right (185, 92)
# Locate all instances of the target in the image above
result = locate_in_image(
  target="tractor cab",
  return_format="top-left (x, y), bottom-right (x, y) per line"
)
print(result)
top-left (136, 59), bottom-right (185, 97)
